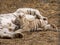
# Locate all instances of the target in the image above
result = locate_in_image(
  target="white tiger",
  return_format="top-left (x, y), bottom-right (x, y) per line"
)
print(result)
top-left (14, 13), bottom-right (58, 34)
top-left (0, 8), bottom-right (58, 39)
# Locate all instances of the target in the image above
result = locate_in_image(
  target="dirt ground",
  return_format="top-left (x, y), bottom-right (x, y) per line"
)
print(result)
top-left (0, 0), bottom-right (60, 45)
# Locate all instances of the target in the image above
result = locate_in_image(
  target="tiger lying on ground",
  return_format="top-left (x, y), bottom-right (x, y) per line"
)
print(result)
top-left (14, 13), bottom-right (58, 37)
top-left (0, 8), bottom-right (58, 39)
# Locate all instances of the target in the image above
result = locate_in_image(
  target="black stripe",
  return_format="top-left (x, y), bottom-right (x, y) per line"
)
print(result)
top-left (27, 10), bottom-right (29, 14)
top-left (34, 11), bottom-right (35, 15)
top-left (30, 10), bottom-right (31, 15)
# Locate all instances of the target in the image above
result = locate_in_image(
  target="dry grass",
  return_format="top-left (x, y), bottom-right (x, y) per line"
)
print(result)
top-left (0, 0), bottom-right (60, 45)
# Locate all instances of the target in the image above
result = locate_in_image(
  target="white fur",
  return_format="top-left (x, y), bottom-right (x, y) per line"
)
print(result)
top-left (0, 28), bottom-right (15, 37)
top-left (25, 15), bottom-right (36, 21)
top-left (14, 8), bottom-right (44, 19)
top-left (0, 13), bottom-right (17, 38)
top-left (0, 13), bottom-right (16, 30)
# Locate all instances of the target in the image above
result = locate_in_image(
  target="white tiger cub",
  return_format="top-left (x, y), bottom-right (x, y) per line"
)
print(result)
top-left (0, 8), bottom-right (58, 39)
top-left (14, 13), bottom-right (58, 34)
top-left (0, 13), bottom-right (58, 39)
